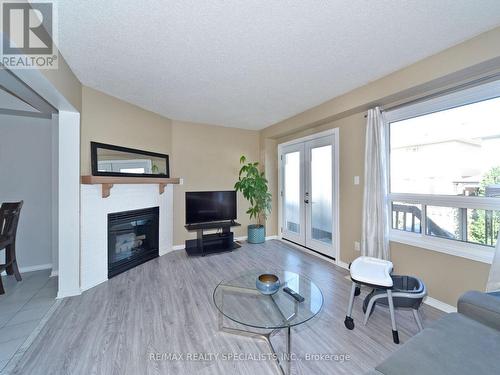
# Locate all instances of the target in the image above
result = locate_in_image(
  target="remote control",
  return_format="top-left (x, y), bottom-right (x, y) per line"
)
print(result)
top-left (283, 287), bottom-right (305, 302)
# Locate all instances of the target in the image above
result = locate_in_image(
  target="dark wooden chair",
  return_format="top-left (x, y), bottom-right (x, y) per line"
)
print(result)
top-left (0, 201), bottom-right (24, 295)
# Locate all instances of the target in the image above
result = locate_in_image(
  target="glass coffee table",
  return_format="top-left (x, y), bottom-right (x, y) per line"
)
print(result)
top-left (213, 270), bottom-right (323, 375)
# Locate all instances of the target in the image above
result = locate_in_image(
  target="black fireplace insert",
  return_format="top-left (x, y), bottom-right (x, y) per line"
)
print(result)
top-left (108, 206), bottom-right (159, 278)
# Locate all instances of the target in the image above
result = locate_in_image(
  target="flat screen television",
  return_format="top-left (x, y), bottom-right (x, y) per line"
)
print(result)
top-left (185, 191), bottom-right (237, 224)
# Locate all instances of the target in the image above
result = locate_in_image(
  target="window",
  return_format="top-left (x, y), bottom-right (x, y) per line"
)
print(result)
top-left (386, 80), bottom-right (500, 263)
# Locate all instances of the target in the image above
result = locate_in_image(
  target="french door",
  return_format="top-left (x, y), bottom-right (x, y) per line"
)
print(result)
top-left (279, 131), bottom-right (338, 258)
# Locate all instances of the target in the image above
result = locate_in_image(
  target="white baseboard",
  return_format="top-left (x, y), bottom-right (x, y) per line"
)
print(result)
top-left (56, 288), bottom-right (81, 299)
top-left (1, 263), bottom-right (52, 276)
top-left (278, 239), bottom-right (339, 267)
top-left (277, 240), bottom-right (457, 314)
top-left (336, 260), bottom-right (350, 270)
top-left (159, 247), bottom-right (173, 256)
top-left (265, 235), bottom-right (279, 241)
top-left (423, 296), bottom-right (457, 313)
top-left (80, 277), bottom-right (108, 293)
top-left (20, 263), bottom-right (52, 273)
top-left (277, 238), bottom-right (348, 270)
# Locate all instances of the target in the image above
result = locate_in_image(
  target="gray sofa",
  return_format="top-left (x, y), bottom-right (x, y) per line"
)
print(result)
top-left (367, 291), bottom-right (500, 375)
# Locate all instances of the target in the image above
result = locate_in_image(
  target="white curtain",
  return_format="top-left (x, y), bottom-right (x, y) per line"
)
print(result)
top-left (486, 231), bottom-right (500, 292)
top-left (361, 107), bottom-right (390, 260)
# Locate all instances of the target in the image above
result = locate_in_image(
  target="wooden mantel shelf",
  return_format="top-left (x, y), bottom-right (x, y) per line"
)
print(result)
top-left (81, 176), bottom-right (181, 198)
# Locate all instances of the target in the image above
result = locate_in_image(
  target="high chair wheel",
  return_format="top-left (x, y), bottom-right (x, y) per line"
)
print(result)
top-left (344, 316), bottom-right (355, 330)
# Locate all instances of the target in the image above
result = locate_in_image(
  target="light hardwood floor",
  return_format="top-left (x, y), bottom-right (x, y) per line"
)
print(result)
top-left (12, 240), bottom-right (443, 375)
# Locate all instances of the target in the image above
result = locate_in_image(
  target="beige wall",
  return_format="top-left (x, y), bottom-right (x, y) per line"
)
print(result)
top-left (274, 113), bottom-right (365, 264)
top-left (272, 113), bottom-right (490, 306)
top-left (260, 137), bottom-right (279, 237)
top-left (41, 53), bottom-right (82, 112)
top-left (260, 27), bottom-right (500, 306)
top-left (391, 242), bottom-right (489, 305)
top-left (171, 120), bottom-right (260, 245)
top-left (79, 87), bottom-right (263, 246)
top-left (80, 86), bottom-right (172, 174)
top-left (72, 26), bottom-right (500, 305)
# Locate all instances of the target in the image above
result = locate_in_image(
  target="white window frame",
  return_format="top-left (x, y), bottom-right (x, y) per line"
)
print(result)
top-left (385, 79), bottom-right (500, 264)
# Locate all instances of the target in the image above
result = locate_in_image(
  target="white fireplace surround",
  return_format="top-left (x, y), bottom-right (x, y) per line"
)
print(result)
top-left (81, 184), bottom-right (173, 291)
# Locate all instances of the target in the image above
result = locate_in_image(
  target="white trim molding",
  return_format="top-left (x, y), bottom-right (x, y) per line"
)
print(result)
top-left (385, 79), bottom-right (500, 123)
top-left (389, 193), bottom-right (500, 211)
top-left (277, 128), bottom-right (340, 261)
top-left (277, 128), bottom-right (338, 147)
top-left (336, 260), bottom-right (350, 270)
top-left (57, 111), bottom-right (81, 298)
top-left (0, 263), bottom-right (53, 276)
top-left (280, 239), bottom-right (459, 314)
top-left (423, 296), bottom-right (457, 313)
top-left (5, 66), bottom-right (83, 300)
top-left (384, 78), bottom-right (500, 264)
top-left (80, 184), bottom-right (173, 292)
top-left (390, 230), bottom-right (494, 264)
top-left (57, 288), bottom-right (82, 299)
top-left (20, 263), bottom-right (52, 273)
top-left (278, 239), bottom-right (339, 267)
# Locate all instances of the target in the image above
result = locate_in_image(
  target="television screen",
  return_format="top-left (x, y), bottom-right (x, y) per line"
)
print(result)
top-left (185, 191), bottom-right (237, 224)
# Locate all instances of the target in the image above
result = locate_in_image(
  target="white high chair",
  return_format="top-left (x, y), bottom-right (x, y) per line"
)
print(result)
top-left (344, 256), bottom-right (400, 344)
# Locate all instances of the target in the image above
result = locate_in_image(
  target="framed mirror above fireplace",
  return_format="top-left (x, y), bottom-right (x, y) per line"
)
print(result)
top-left (91, 142), bottom-right (169, 178)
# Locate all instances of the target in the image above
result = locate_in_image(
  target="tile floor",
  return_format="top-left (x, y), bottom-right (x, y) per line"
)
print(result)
top-left (0, 270), bottom-right (57, 373)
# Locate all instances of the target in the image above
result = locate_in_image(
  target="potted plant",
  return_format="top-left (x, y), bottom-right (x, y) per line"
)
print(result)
top-left (234, 155), bottom-right (272, 244)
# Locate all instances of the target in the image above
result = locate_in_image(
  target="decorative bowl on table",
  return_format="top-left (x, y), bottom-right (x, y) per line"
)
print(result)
top-left (256, 274), bottom-right (280, 295)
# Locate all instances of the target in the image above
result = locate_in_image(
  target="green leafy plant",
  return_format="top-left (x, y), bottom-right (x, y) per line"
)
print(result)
top-left (234, 155), bottom-right (272, 227)
top-left (469, 166), bottom-right (500, 246)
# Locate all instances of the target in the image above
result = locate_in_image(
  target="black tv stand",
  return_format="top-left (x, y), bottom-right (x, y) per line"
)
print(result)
top-left (184, 221), bottom-right (241, 256)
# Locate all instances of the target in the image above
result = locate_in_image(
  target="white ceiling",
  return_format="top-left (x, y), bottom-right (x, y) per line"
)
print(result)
top-left (54, 0), bottom-right (500, 130)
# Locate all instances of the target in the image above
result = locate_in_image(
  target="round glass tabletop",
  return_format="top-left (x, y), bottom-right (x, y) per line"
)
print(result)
top-left (213, 270), bottom-right (324, 329)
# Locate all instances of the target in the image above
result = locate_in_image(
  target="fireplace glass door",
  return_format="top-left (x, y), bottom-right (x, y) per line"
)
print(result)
top-left (108, 207), bottom-right (159, 278)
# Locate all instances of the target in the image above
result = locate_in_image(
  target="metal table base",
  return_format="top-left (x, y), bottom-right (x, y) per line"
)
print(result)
top-left (217, 284), bottom-right (295, 375)
top-left (218, 310), bottom-right (291, 375)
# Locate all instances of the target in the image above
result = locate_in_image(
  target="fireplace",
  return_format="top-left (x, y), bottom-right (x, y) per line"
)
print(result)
top-left (108, 206), bottom-right (159, 278)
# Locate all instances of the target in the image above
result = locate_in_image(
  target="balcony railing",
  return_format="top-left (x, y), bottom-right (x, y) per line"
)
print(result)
top-left (392, 203), bottom-right (452, 238)
top-left (392, 203), bottom-right (499, 247)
